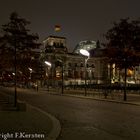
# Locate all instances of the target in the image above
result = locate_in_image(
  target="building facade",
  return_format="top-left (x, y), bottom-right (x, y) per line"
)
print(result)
top-left (42, 36), bottom-right (108, 87)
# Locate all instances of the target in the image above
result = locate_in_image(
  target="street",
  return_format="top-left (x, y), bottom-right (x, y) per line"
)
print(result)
top-left (2, 88), bottom-right (140, 140)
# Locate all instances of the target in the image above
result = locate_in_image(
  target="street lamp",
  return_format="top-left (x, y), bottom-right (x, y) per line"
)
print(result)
top-left (45, 61), bottom-right (51, 67)
top-left (28, 68), bottom-right (33, 88)
top-left (45, 61), bottom-right (52, 91)
top-left (28, 68), bottom-right (33, 79)
top-left (80, 49), bottom-right (90, 96)
top-left (80, 49), bottom-right (90, 57)
top-left (57, 59), bottom-right (64, 94)
top-left (61, 62), bottom-right (64, 95)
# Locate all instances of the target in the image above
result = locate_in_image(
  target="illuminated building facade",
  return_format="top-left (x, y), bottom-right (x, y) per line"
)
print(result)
top-left (43, 36), bottom-right (68, 54)
top-left (109, 64), bottom-right (140, 84)
top-left (42, 36), bottom-right (108, 87)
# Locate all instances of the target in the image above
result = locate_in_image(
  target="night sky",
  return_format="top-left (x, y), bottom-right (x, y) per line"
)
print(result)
top-left (0, 0), bottom-right (140, 52)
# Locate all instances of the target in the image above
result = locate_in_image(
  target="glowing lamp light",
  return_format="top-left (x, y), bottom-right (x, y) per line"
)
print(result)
top-left (80, 49), bottom-right (90, 57)
top-left (45, 61), bottom-right (51, 67)
top-left (28, 68), bottom-right (33, 72)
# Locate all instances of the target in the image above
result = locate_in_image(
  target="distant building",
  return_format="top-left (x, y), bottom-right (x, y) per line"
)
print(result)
top-left (42, 35), bottom-right (108, 87)
top-left (42, 35), bottom-right (140, 87)
top-left (43, 36), bottom-right (68, 54)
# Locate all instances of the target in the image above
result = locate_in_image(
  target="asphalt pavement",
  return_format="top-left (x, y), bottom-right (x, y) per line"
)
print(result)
top-left (0, 86), bottom-right (140, 140)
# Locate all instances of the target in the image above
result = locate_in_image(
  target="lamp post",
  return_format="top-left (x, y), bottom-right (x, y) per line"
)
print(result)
top-left (45, 61), bottom-right (52, 91)
top-left (14, 42), bottom-right (17, 107)
top-left (57, 59), bottom-right (64, 94)
top-left (28, 68), bottom-right (33, 88)
top-left (80, 49), bottom-right (90, 96)
top-left (28, 68), bottom-right (33, 79)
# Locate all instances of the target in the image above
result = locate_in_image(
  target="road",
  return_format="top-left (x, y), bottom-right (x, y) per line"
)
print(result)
top-left (2, 88), bottom-right (140, 140)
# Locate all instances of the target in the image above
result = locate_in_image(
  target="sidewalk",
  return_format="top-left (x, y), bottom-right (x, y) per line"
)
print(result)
top-left (0, 91), bottom-right (61, 140)
top-left (63, 89), bottom-right (140, 106)
top-left (40, 87), bottom-right (140, 106)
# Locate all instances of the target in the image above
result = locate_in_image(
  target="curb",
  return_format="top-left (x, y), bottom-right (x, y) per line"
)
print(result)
top-left (25, 103), bottom-right (61, 140)
top-left (62, 94), bottom-right (140, 106)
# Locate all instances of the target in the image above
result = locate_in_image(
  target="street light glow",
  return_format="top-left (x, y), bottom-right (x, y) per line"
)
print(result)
top-left (28, 68), bottom-right (33, 72)
top-left (45, 61), bottom-right (51, 67)
top-left (80, 49), bottom-right (90, 57)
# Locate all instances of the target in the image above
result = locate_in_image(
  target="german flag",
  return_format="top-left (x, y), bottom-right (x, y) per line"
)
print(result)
top-left (55, 25), bottom-right (61, 32)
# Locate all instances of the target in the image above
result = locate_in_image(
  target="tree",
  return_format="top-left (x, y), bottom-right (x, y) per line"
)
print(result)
top-left (0, 12), bottom-right (41, 106)
top-left (1, 12), bottom-right (40, 73)
top-left (104, 18), bottom-right (140, 101)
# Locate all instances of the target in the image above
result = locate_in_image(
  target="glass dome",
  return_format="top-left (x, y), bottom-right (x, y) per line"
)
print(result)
top-left (73, 40), bottom-right (96, 54)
